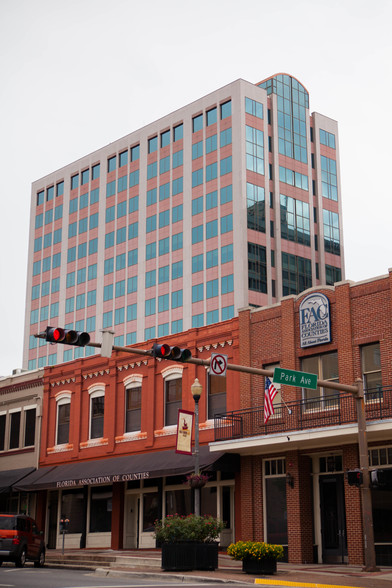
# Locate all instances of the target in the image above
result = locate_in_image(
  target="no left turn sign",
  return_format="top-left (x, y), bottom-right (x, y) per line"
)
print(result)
top-left (210, 353), bottom-right (228, 376)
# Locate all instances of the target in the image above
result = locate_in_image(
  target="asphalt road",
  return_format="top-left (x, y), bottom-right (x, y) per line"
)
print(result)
top-left (0, 564), bottom-right (251, 588)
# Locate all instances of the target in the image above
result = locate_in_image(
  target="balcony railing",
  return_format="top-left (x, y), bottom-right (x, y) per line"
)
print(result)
top-left (214, 387), bottom-right (392, 443)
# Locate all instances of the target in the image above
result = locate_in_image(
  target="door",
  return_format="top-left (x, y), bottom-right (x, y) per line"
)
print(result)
top-left (123, 495), bottom-right (139, 549)
top-left (47, 492), bottom-right (58, 549)
top-left (319, 474), bottom-right (347, 563)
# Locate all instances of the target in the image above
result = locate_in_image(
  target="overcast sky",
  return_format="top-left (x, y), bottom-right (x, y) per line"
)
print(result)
top-left (0, 0), bottom-right (391, 377)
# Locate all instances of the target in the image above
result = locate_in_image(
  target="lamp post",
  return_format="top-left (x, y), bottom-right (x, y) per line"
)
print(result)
top-left (191, 377), bottom-right (202, 516)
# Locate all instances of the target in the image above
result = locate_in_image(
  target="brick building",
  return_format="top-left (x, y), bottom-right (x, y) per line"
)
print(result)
top-left (211, 270), bottom-right (392, 565)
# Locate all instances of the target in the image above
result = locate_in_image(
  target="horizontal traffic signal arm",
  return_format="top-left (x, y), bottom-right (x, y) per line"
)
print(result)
top-left (35, 330), bottom-right (360, 395)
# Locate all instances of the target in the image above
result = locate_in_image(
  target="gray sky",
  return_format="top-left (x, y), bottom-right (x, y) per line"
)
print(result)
top-left (0, 0), bottom-right (391, 376)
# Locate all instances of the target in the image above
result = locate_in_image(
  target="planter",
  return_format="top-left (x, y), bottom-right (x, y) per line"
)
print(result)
top-left (242, 557), bottom-right (277, 575)
top-left (187, 478), bottom-right (207, 489)
top-left (162, 543), bottom-right (195, 571)
top-left (195, 542), bottom-right (219, 570)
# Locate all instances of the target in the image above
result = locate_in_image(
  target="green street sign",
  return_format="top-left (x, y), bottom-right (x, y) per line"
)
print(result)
top-left (273, 367), bottom-right (318, 390)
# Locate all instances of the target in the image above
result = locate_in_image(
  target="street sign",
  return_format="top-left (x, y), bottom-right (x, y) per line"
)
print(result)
top-left (273, 367), bottom-right (318, 390)
top-left (210, 353), bottom-right (228, 376)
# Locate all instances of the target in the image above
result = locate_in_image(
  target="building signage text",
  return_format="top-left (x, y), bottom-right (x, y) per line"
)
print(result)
top-left (56, 471), bottom-right (150, 488)
top-left (299, 292), bottom-right (331, 348)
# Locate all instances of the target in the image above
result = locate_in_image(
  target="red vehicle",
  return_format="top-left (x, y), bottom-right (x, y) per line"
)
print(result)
top-left (0, 514), bottom-right (45, 567)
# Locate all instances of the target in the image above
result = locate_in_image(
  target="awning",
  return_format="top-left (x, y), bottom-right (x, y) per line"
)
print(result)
top-left (15, 447), bottom-right (239, 491)
top-left (0, 467), bottom-right (36, 494)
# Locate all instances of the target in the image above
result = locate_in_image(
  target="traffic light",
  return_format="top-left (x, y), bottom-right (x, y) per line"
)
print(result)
top-left (347, 469), bottom-right (363, 487)
top-left (151, 343), bottom-right (191, 362)
top-left (45, 326), bottom-right (90, 347)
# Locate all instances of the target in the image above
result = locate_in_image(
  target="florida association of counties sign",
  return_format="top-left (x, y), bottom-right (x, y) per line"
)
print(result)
top-left (299, 292), bottom-right (331, 348)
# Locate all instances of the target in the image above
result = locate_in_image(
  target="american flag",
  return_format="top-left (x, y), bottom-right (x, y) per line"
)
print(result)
top-left (264, 377), bottom-right (278, 424)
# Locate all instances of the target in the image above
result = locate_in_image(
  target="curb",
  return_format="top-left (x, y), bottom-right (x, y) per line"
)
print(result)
top-left (255, 582), bottom-right (367, 588)
top-left (95, 567), bottom-right (243, 583)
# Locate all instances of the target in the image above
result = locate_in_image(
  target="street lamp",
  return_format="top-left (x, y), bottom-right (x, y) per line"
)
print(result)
top-left (191, 377), bottom-right (202, 516)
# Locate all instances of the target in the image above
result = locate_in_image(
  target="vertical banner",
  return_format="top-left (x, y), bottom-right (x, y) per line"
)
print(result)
top-left (175, 409), bottom-right (194, 455)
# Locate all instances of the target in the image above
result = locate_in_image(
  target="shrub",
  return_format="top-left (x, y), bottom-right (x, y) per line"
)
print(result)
top-left (154, 514), bottom-right (225, 544)
top-left (227, 540), bottom-right (284, 561)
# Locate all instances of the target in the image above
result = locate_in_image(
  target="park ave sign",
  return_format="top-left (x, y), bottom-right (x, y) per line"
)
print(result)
top-left (273, 367), bottom-right (318, 390)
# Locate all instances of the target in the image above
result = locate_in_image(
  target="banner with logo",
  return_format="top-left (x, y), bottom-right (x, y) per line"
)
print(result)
top-left (175, 409), bottom-right (194, 455)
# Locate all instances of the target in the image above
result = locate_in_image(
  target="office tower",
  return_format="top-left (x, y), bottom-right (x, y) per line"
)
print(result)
top-left (24, 73), bottom-right (343, 369)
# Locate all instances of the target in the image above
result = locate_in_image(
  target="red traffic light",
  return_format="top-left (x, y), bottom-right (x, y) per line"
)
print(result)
top-left (347, 469), bottom-right (363, 487)
top-left (151, 343), bottom-right (191, 362)
top-left (45, 326), bottom-right (90, 347)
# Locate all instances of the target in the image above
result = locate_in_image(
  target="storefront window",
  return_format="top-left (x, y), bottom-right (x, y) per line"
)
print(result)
top-left (143, 493), bottom-right (159, 532)
top-left (89, 486), bottom-right (112, 533)
top-left (165, 489), bottom-right (192, 516)
top-left (264, 459), bottom-right (288, 546)
top-left (61, 489), bottom-right (84, 533)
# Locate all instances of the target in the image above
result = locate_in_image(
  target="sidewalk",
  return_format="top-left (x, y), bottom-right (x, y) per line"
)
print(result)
top-left (45, 549), bottom-right (392, 587)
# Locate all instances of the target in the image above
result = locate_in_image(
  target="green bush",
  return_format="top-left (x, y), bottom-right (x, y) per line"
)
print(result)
top-left (154, 514), bottom-right (225, 544)
top-left (227, 540), bottom-right (284, 561)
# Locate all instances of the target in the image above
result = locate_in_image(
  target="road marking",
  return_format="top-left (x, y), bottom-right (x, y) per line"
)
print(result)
top-left (255, 580), bottom-right (356, 588)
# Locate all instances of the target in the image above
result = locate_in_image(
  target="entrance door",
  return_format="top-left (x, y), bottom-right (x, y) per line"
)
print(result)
top-left (319, 474), bottom-right (347, 563)
top-left (123, 495), bottom-right (139, 549)
top-left (47, 491), bottom-right (58, 549)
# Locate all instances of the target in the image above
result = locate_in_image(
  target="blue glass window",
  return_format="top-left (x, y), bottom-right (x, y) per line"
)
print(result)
top-left (68, 222), bottom-right (77, 238)
top-left (45, 209), bottom-right (53, 225)
top-left (161, 130), bottom-right (170, 148)
top-left (246, 126), bottom-right (264, 174)
top-left (55, 204), bottom-right (63, 220)
top-left (76, 293), bottom-right (85, 310)
top-left (206, 219), bottom-right (218, 239)
top-left (145, 326), bottom-right (156, 340)
top-left (192, 196), bottom-right (203, 216)
top-left (206, 249), bottom-right (218, 268)
top-left (172, 289), bottom-right (183, 309)
top-left (87, 290), bottom-right (96, 307)
top-left (247, 182), bottom-right (265, 232)
top-left (221, 213), bottom-right (233, 234)
top-left (172, 261), bottom-right (183, 280)
top-left (69, 198), bottom-right (78, 214)
top-left (172, 232), bottom-right (183, 250)
top-left (221, 274), bottom-right (234, 294)
top-left (104, 284), bottom-right (113, 301)
top-left (173, 124), bottom-right (183, 142)
top-left (131, 144), bottom-right (140, 161)
top-left (160, 156), bottom-right (170, 175)
top-left (245, 97), bottom-right (263, 119)
top-left (158, 294), bottom-right (169, 312)
top-left (192, 314), bottom-right (204, 328)
top-left (119, 150), bottom-right (128, 167)
top-left (52, 276), bottom-right (61, 294)
top-left (128, 222), bottom-right (138, 239)
top-left (65, 297), bottom-right (74, 313)
top-left (206, 134), bottom-right (217, 153)
top-left (207, 279), bottom-right (219, 298)
top-left (35, 213), bottom-right (43, 228)
top-left (78, 242), bottom-right (87, 259)
top-left (172, 204), bottom-right (183, 223)
top-left (192, 141), bottom-right (203, 160)
top-left (172, 150), bottom-right (183, 168)
top-left (192, 225), bottom-right (203, 244)
top-left (37, 190), bottom-right (44, 205)
top-left (106, 180), bottom-right (116, 197)
top-left (126, 332), bottom-right (136, 344)
top-left (47, 186), bottom-right (54, 201)
top-left (81, 169), bottom-right (89, 185)
top-left (43, 233), bottom-right (52, 248)
top-left (79, 217), bottom-right (88, 233)
top-left (88, 263), bottom-right (97, 280)
top-left (159, 210), bottom-right (170, 228)
top-left (280, 194), bottom-right (310, 246)
top-left (127, 303), bottom-right (137, 321)
top-left (206, 162), bottom-right (217, 182)
top-left (129, 195), bottom-right (138, 213)
top-left (145, 270), bottom-right (156, 288)
top-left (108, 156), bottom-right (116, 173)
top-left (71, 174), bottom-right (79, 190)
top-left (321, 156), bottom-right (338, 200)
top-left (116, 280), bottom-right (126, 297)
top-left (145, 298), bottom-right (156, 316)
top-left (146, 242), bottom-right (156, 260)
top-left (128, 248), bottom-right (138, 266)
top-left (89, 212), bottom-right (99, 230)
top-left (33, 260), bottom-right (41, 276)
top-left (193, 114), bottom-right (203, 133)
top-left (159, 237), bottom-right (169, 255)
top-left (192, 254), bottom-right (203, 273)
top-left (56, 181), bottom-right (64, 196)
top-left (52, 253), bottom-right (61, 268)
top-left (158, 323), bottom-right (169, 337)
top-left (116, 253), bottom-right (126, 270)
top-left (105, 231), bottom-right (115, 248)
top-left (129, 169), bottom-right (139, 187)
top-left (221, 243), bottom-right (233, 264)
top-left (159, 182), bottom-right (170, 201)
top-left (220, 127), bottom-right (232, 147)
top-left (90, 188), bottom-right (99, 204)
top-left (103, 311), bottom-right (113, 328)
top-left (34, 236), bottom-right (42, 252)
top-left (222, 305), bottom-right (234, 320)
top-left (159, 266), bottom-right (169, 284)
top-left (66, 272), bottom-right (75, 288)
top-left (323, 209), bottom-right (340, 255)
top-left (171, 319), bottom-right (183, 334)
top-left (320, 129), bottom-right (336, 149)
top-left (32, 284), bottom-right (40, 300)
top-left (172, 177), bottom-right (183, 195)
top-left (117, 226), bottom-right (126, 244)
top-left (148, 136), bottom-right (158, 153)
top-left (192, 284), bottom-right (203, 303)
top-left (92, 163), bottom-right (100, 180)
top-left (41, 280), bottom-right (50, 296)
top-left (192, 168), bottom-right (203, 187)
top-left (146, 214), bottom-right (157, 233)
top-left (115, 307), bottom-right (125, 325)
top-left (206, 107), bottom-right (217, 126)
top-left (118, 175), bottom-right (128, 193)
top-left (104, 257), bottom-right (114, 274)
top-left (221, 185), bottom-right (232, 204)
top-left (30, 308), bottom-right (39, 324)
top-left (206, 190), bottom-right (218, 210)
top-left (127, 276), bottom-right (137, 293)
top-left (147, 188), bottom-right (157, 206)
top-left (147, 162), bottom-right (157, 179)
top-left (86, 316), bottom-right (96, 332)
top-left (221, 100), bottom-right (231, 119)
top-left (220, 156), bottom-right (232, 176)
top-left (67, 246), bottom-right (76, 263)
top-left (207, 309), bottom-right (219, 324)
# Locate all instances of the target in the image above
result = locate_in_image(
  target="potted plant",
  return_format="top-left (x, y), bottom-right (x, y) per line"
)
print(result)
top-left (184, 472), bottom-right (210, 489)
top-left (227, 540), bottom-right (284, 575)
top-left (154, 514), bottom-right (225, 571)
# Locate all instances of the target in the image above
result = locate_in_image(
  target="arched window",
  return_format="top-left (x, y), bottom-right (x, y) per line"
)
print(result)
top-left (123, 375), bottom-right (142, 433)
top-left (88, 385), bottom-right (105, 439)
top-left (56, 392), bottom-right (71, 445)
top-left (161, 366), bottom-right (183, 427)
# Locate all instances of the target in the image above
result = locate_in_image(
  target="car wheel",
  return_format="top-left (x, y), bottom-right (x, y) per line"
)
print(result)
top-left (34, 550), bottom-right (45, 568)
top-left (15, 547), bottom-right (26, 568)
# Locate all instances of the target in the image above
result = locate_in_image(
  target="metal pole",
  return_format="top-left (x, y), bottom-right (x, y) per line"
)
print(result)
top-left (194, 396), bottom-right (200, 516)
top-left (355, 379), bottom-right (378, 571)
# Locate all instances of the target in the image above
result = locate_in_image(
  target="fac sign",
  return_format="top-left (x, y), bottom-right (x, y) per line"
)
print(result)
top-left (299, 292), bottom-right (331, 348)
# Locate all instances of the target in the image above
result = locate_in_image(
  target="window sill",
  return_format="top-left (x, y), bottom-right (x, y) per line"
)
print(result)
top-left (115, 431), bottom-right (147, 443)
top-left (48, 443), bottom-right (73, 454)
top-left (80, 438), bottom-right (108, 449)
